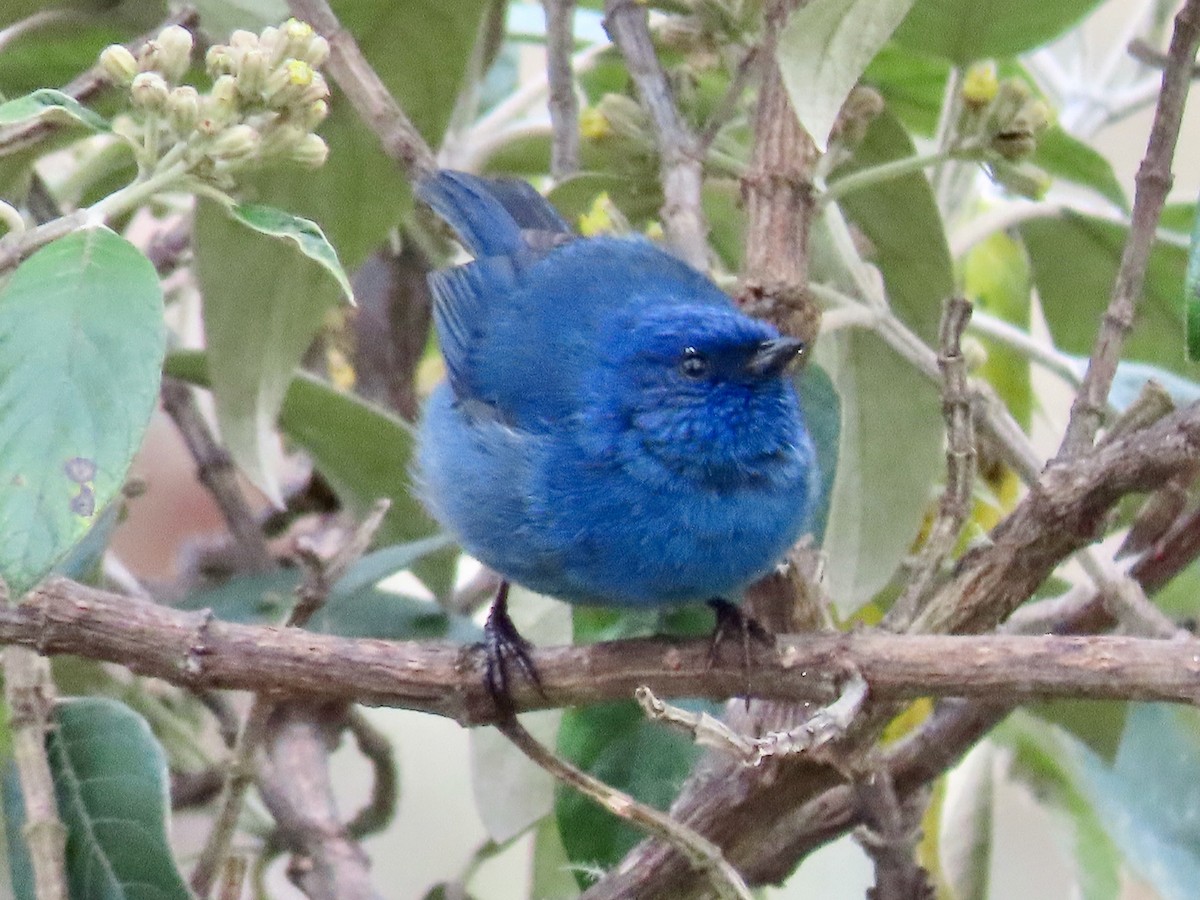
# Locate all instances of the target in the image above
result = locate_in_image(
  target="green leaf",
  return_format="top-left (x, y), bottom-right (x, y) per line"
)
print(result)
top-left (862, 42), bottom-right (950, 137)
top-left (276, 371), bottom-right (456, 596)
top-left (178, 541), bottom-right (478, 642)
top-left (998, 713), bottom-right (1121, 900)
top-left (1023, 213), bottom-right (1191, 376)
top-left (529, 816), bottom-right (582, 899)
top-left (471, 589), bottom-right (571, 843)
top-left (2, 763), bottom-right (36, 900)
top-left (962, 231), bottom-right (1033, 428)
top-left (194, 197), bottom-right (342, 506)
top-left (192, 0), bottom-right (288, 35)
top-left (1186, 200), bottom-right (1200, 361)
top-left (1028, 700), bottom-right (1127, 762)
top-left (815, 331), bottom-right (944, 615)
top-left (228, 203), bottom-right (354, 304)
top-left (0, 228), bottom-right (164, 596)
top-left (834, 108), bottom-right (955, 341)
top-left (164, 350), bottom-right (455, 595)
top-left (894, 0), bottom-right (1104, 64)
top-left (48, 697), bottom-right (192, 900)
top-left (938, 743), bottom-right (994, 900)
top-left (555, 700), bottom-right (704, 886)
top-left (1034, 127), bottom-right (1126, 211)
top-left (777, 0), bottom-right (917, 151)
top-left (796, 364), bottom-right (840, 543)
top-left (0, 89), bottom-right (109, 133)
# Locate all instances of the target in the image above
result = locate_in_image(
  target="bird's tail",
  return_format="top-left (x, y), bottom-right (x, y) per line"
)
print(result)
top-left (416, 170), bottom-right (571, 258)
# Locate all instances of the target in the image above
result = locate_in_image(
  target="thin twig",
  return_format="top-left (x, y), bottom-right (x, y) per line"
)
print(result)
top-left (1059, 0), bottom-right (1200, 455)
top-left (852, 765), bottom-right (933, 900)
top-left (257, 703), bottom-right (379, 900)
top-left (189, 503), bottom-right (388, 898)
top-left (285, 0), bottom-right (437, 177)
top-left (494, 714), bottom-right (752, 900)
top-left (697, 45), bottom-right (760, 153)
top-left (888, 298), bottom-right (976, 628)
top-left (543, 0), bottom-right (580, 180)
top-left (345, 708), bottom-right (398, 839)
top-left (4, 645), bottom-right (68, 900)
top-left (602, 0), bottom-right (708, 267)
top-left (638, 673), bottom-right (868, 765)
top-left (160, 378), bottom-right (275, 573)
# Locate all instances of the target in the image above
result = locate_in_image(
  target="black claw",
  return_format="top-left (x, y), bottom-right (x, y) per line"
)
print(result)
top-left (707, 598), bottom-right (772, 704)
top-left (482, 582), bottom-right (544, 715)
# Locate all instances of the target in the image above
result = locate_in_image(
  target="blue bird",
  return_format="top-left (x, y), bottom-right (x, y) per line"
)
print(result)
top-left (415, 170), bottom-right (817, 703)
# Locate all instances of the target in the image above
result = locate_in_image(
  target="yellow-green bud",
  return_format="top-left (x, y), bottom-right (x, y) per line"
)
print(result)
top-left (288, 132), bottom-right (328, 167)
top-left (236, 47), bottom-right (268, 100)
top-left (209, 123), bottom-right (260, 161)
top-left (130, 71), bottom-right (170, 111)
top-left (299, 99), bottom-right (329, 130)
top-left (265, 59), bottom-right (327, 109)
top-left (580, 107), bottom-right (610, 140)
top-left (281, 18), bottom-right (316, 59)
top-left (99, 45), bottom-right (138, 85)
top-left (206, 44), bottom-right (235, 76)
top-left (962, 62), bottom-right (999, 110)
top-left (167, 85), bottom-right (200, 134)
top-left (155, 25), bottom-right (194, 81)
top-left (961, 336), bottom-right (988, 371)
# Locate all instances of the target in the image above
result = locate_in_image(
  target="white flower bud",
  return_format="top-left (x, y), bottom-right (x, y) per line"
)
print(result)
top-left (206, 44), bottom-right (235, 77)
top-left (288, 133), bottom-right (328, 168)
top-left (236, 47), bottom-right (268, 100)
top-left (208, 123), bottom-right (260, 161)
top-left (155, 25), bottom-right (194, 81)
top-left (98, 45), bottom-right (137, 85)
top-left (130, 71), bottom-right (170, 111)
top-left (259, 25), bottom-right (285, 66)
top-left (198, 74), bottom-right (239, 134)
top-left (302, 35), bottom-right (329, 68)
top-left (280, 19), bottom-right (316, 61)
top-left (167, 85), bottom-right (200, 134)
top-left (259, 122), bottom-right (306, 158)
top-left (229, 30), bottom-right (259, 52)
top-left (299, 98), bottom-right (328, 130)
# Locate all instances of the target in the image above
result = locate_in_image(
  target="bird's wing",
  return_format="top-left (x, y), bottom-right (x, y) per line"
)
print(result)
top-left (416, 170), bottom-right (571, 258)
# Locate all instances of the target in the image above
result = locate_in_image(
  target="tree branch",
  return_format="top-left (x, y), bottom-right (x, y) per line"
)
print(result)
top-left (7, 579), bottom-right (1200, 719)
top-left (285, 0), bottom-right (436, 177)
top-left (543, 0), bottom-right (580, 180)
top-left (603, 0), bottom-right (708, 267)
top-left (4, 646), bottom-right (68, 900)
top-left (1058, 0), bottom-right (1200, 455)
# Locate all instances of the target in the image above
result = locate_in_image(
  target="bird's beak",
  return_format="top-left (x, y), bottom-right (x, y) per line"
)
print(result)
top-left (745, 337), bottom-right (805, 377)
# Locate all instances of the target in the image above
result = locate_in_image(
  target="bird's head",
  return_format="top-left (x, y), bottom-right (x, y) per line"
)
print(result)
top-left (580, 303), bottom-right (808, 488)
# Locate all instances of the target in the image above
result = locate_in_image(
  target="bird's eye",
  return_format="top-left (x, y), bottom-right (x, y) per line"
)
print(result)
top-left (678, 347), bottom-right (710, 379)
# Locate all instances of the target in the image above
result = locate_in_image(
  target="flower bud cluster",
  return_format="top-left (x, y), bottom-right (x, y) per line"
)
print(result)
top-left (956, 63), bottom-right (1053, 198)
top-left (99, 20), bottom-right (331, 186)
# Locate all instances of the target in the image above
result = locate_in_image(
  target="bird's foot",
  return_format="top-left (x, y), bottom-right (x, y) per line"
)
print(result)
top-left (707, 598), bottom-right (772, 705)
top-left (483, 582), bottom-right (544, 716)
